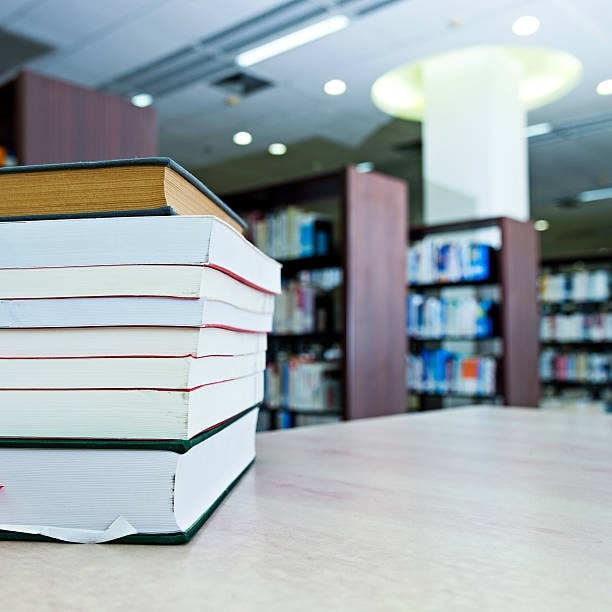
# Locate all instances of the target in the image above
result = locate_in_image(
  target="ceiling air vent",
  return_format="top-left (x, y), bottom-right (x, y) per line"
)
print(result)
top-left (211, 71), bottom-right (273, 97)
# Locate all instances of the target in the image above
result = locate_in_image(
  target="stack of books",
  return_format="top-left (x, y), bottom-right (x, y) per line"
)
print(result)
top-left (0, 159), bottom-right (281, 544)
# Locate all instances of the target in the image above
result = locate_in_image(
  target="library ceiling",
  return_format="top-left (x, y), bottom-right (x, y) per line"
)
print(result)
top-left (0, 0), bottom-right (610, 254)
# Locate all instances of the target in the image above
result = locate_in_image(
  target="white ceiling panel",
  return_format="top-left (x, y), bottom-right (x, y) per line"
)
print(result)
top-left (0, 0), bottom-right (46, 22)
top-left (1, 0), bottom-right (611, 255)
top-left (3, 0), bottom-right (161, 46)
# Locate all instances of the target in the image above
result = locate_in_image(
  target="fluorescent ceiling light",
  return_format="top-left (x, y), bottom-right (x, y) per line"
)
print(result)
top-left (324, 79), bottom-right (347, 95)
top-left (596, 79), bottom-right (612, 95)
top-left (512, 16), bottom-right (540, 36)
top-left (236, 15), bottom-right (350, 67)
top-left (577, 187), bottom-right (612, 202)
top-left (268, 143), bottom-right (287, 155)
top-left (232, 131), bottom-right (252, 145)
top-left (130, 93), bottom-right (154, 108)
top-left (525, 122), bottom-right (552, 137)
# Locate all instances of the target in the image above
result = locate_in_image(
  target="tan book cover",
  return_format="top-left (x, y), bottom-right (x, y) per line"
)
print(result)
top-left (0, 157), bottom-right (246, 233)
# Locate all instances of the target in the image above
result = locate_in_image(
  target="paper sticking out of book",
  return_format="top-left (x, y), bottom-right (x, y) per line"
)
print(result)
top-left (0, 408), bottom-right (259, 544)
top-left (0, 516), bottom-right (138, 545)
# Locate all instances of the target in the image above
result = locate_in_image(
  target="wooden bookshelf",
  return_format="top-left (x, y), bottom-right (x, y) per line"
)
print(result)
top-left (223, 166), bottom-right (408, 427)
top-left (539, 255), bottom-right (611, 412)
top-left (407, 216), bottom-right (540, 408)
top-left (0, 70), bottom-right (156, 165)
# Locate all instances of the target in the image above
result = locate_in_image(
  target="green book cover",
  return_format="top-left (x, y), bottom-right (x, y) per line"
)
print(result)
top-left (0, 406), bottom-right (259, 544)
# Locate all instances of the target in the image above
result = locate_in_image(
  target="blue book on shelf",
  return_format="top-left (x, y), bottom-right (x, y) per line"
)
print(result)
top-left (465, 244), bottom-right (491, 281)
top-left (475, 299), bottom-right (494, 337)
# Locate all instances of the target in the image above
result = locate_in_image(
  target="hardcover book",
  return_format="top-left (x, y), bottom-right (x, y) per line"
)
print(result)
top-left (0, 326), bottom-right (267, 358)
top-left (0, 295), bottom-right (274, 331)
top-left (0, 164), bottom-right (280, 545)
top-left (0, 408), bottom-right (258, 544)
top-left (0, 351), bottom-right (266, 390)
top-left (0, 372), bottom-right (264, 440)
top-left (0, 157), bottom-right (246, 233)
top-left (0, 215), bottom-right (281, 294)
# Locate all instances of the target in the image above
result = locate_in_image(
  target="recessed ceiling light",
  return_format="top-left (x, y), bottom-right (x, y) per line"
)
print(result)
top-left (268, 143), bottom-right (287, 155)
top-left (130, 93), bottom-right (154, 108)
top-left (233, 131), bottom-right (253, 145)
top-left (534, 219), bottom-right (550, 231)
top-left (355, 161), bottom-right (374, 173)
top-left (596, 79), bottom-right (612, 95)
top-left (324, 79), bottom-right (347, 95)
top-left (512, 16), bottom-right (540, 36)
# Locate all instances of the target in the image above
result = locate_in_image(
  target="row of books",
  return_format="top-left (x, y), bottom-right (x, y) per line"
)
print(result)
top-left (407, 294), bottom-right (494, 339)
top-left (407, 239), bottom-right (493, 285)
top-left (245, 206), bottom-right (334, 260)
top-left (257, 409), bottom-right (341, 430)
top-left (264, 354), bottom-right (341, 415)
top-left (540, 390), bottom-right (610, 413)
top-left (273, 274), bottom-right (340, 335)
top-left (0, 158), bottom-right (281, 544)
top-left (0, 145), bottom-right (18, 167)
top-left (406, 350), bottom-right (497, 397)
top-left (539, 269), bottom-right (610, 303)
top-left (540, 349), bottom-right (610, 384)
top-left (540, 312), bottom-right (612, 342)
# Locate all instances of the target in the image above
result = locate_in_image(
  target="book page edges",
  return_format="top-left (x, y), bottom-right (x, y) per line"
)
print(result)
top-left (0, 459), bottom-right (255, 544)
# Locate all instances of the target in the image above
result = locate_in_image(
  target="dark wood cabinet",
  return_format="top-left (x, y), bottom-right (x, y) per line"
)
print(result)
top-left (0, 70), bottom-right (156, 165)
top-left (223, 166), bottom-right (408, 425)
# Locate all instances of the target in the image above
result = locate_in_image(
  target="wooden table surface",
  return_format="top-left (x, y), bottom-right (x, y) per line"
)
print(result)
top-left (2, 406), bottom-right (611, 611)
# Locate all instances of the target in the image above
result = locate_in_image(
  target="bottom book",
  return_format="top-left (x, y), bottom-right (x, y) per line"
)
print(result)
top-left (0, 407), bottom-right (258, 544)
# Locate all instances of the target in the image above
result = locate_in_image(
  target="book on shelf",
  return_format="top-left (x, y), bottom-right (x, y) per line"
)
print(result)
top-left (408, 239), bottom-right (493, 285)
top-left (0, 214), bottom-right (281, 294)
top-left (540, 349), bottom-right (609, 384)
top-left (0, 407), bottom-right (258, 544)
top-left (407, 294), bottom-right (494, 339)
top-left (407, 349), bottom-right (497, 397)
top-left (247, 206), bottom-right (334, 260)
top-left (0, 191), bottom-right (281, 543)
top-left (539, 268), bottom-right (610, 303)
top-left (264, 354), bottom-right (341, 415)
top-left (540, 311), bottom-right (612, 342)
top-left (0, 157), bottom-right (246, 233)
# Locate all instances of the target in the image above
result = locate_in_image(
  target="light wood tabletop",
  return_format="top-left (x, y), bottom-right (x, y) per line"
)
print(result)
top-left (2, 406), bottom-right (611, 611)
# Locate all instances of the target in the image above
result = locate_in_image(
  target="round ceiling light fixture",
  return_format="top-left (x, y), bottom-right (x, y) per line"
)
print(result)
top-left (371, 46), bottom-right (582, 121)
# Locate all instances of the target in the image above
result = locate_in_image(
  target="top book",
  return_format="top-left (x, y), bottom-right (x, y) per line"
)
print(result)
top-left (0, 157), bottom-right (246, 233)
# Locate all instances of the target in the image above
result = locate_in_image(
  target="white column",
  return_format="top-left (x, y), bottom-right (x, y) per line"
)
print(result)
top-left (421, 47), bottom-right (529, 224)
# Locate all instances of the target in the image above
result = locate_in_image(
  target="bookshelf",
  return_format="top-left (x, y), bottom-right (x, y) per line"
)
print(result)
top-left (407, 216), bottom-right (540, 410)
top-left (0, 70), bottom-right (156, 166)
top-left (539, 255), bottom-right (611, 413)
top-left (223, 166), bottom-right (408, 429)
